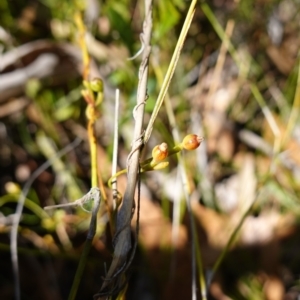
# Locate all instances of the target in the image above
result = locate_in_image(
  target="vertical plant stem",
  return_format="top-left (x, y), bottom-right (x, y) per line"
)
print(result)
top-left (144, 0), bottom-right (198, 143)
top-left (74, 12), bottom-right (90, 81)
top-left (109, 89), bottom-right (121, 235)
top-left (195, 226), bottom-right (207, 300)
top-left (152, 56), bottom-right (206, 298)
top-left (179, 161), bottom-right (198, 300)
top-left (68, 188), bottom-right (101, 300)
top-left (97, 0), bottom-right (153, 296)
top-left (114, 0), bottom-right (151, 256)
top-left (68, 242), bottom-right (92, 300)
top-left (88, 118), bottom-right (98, 187)
top-left (200, 3), bottom-right (240, 67)
top-left (68, 11), bottom-right (103, 300)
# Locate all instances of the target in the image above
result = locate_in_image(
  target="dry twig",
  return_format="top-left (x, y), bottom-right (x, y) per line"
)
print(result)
top-left (95, 0), bottom-right (153, 297)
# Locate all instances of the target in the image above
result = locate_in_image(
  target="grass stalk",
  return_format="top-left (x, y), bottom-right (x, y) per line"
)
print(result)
top-left (68, 188), bottom-right (101, 300)
top-left (68, 12), bottom-right (103, 299)
top-left (152, 55), bottom-right (206, 298)
top-left (96, 1), bottom-right (153, 296)
top-left (144, 0), bottom-right (198, 143)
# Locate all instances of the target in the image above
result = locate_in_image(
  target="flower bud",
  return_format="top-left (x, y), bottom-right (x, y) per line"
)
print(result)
top-left (151, 142), bottom-right (168, 162)
top-left (90, 78), bottom-right (103, 92)
top-left (182, 134), bottom-right (203, 150)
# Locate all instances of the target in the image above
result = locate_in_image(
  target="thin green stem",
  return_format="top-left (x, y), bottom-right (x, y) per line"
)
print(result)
top-left (200, 3), bottom-right (239, 66)
top-left (0, 194), bottom-right (49, 220)
top-left (107, 144), bottom-right (184, 188)
top-left (152, 54), bottom-right (206, 299)
top-left (144, 0), bottom-right (197, 143)
top-left (195, 220), bottom-right (207, 300)
top-left (68, 188), bottom-right (101, 300)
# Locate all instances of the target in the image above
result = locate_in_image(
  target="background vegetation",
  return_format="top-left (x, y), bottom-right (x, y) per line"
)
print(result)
top-left (0, 0), bottom-right (299, 299)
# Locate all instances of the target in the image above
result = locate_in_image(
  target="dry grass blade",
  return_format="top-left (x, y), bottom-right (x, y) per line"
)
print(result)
top-left (95, 0), bottom-right (153, 297)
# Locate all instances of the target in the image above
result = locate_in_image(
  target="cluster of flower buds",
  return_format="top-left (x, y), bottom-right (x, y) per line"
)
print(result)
top-left (82, 78), bottom-right (104, 120)
top-left (108, 134), bottom-right (203, 186)
top-left (143, 134), bottom-right (203, 172)
top-left (89, 78), bottom-right (103, 93)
